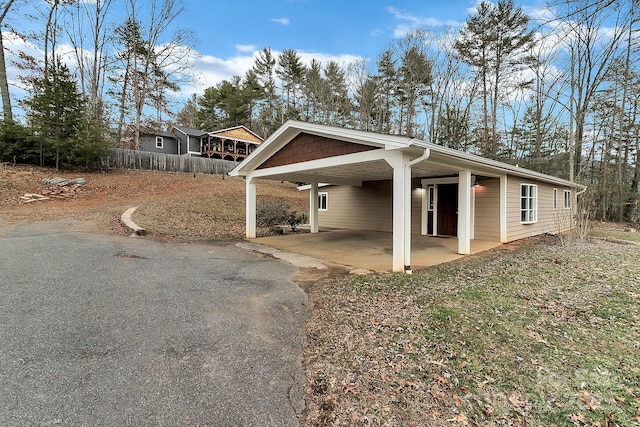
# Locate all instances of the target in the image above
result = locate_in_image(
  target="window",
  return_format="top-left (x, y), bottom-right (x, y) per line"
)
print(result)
top-left (520, 184), bottom-right (538, 224)
top-left (155, 136), bottom-right (163, 149)
top-left (427, 185), bottom-right (435, 211)
top-left (318, 192), bottom-right (328, 211)
top-left (564, 190), bottom-right (572, 209)
top-left (553, 188), bottom-right (558, 210)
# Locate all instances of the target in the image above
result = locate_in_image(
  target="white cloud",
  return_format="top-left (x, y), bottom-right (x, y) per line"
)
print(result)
top-left (236, 44), bottom-right (257, 53)
top-left (272, 17), bottom-right (290, 26)
top-left (387, 6), bottom-right (462, 37)
top-left (178, 48), bottom-right (364, 99)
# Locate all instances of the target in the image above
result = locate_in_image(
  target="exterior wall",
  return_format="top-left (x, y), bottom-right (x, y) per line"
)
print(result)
top-left (318, 181), bottom-right (392, 232)
top-left (317, 179), bottom-right (424, 234)
top-left (474, 177), bottom-right (501, 241)
top-left (317, 175), bottom-right (575, 243)
top-left (139, 135), bottom-right (178, 155)
top-left (506, 177), bottom-right (574, 242)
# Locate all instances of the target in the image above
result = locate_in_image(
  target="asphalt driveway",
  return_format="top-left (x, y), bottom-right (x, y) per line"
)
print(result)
top-left (0, 220), bottom-right (307, 426)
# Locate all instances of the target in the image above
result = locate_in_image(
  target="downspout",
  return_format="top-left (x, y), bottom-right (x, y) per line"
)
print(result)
top-left (403, 148), bottom-right (431, 273)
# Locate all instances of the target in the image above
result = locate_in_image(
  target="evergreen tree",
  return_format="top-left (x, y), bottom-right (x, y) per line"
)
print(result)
top-left (25, 59), bottom-right (110, 169)
top-left (454, 0), bottom-right (535, 158)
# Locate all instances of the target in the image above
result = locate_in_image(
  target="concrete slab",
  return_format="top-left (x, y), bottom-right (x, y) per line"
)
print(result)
top-left (252, 230), bottom-right (502, 273)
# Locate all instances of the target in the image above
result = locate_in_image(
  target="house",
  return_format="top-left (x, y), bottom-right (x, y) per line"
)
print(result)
top-left (140, 125), bottom-right (263, 160)
top-left (230, 120), bottom-right (586, 273)
top-left (201, 126), bottom-right (264, 162)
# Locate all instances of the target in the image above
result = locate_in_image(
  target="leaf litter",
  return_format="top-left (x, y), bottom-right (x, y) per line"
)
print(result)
top-left (302, 235), bottom-right (640, 426)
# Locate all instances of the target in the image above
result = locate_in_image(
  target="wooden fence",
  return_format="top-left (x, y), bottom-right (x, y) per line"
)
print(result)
top-left (106, 149), bottom-right (238, 175)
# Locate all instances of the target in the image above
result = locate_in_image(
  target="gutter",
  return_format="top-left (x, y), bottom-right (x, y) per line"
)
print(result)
top-left (403, 148), bottom-right (431, 273)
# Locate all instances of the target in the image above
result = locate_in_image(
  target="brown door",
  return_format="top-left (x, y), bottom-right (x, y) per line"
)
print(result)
top-left (437, 184), bottom-right (458, 236)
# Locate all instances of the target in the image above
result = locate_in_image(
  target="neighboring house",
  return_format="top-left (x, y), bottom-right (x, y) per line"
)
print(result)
top-left (201, 126), bottom-right (264, 162)
top-left (140, 125), bottom-right (263, 160)
top-left (139, 130), bottom-right (179, 155)
top-left (230, 120), bottom-right (586, 273)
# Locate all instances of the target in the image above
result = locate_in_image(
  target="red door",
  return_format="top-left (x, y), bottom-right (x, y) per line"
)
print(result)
top-left (437, 184), bottom-right (458, 236)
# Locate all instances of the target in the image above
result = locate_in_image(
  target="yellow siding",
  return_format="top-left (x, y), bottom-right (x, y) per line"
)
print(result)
top-left (474, 178), bottom-right (500, 241)
top-left (506, 179), bottom-right (573, 242)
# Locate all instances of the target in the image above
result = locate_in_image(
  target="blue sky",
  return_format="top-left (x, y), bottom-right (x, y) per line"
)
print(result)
top-left (6, 0), bottom-right (549, 114)
top-left (171, 0), bottom-right (500, 95)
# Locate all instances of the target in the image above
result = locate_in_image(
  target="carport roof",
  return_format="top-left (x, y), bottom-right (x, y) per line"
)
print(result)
top-left (230, 120), bottom-right (585, 189)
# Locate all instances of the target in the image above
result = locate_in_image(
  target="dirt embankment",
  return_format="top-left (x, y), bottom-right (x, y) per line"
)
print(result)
top-left (0, 165), bottom-right (308, 240)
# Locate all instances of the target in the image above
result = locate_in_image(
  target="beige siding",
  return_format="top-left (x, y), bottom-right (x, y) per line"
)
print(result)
top-left (506, 178), bottom-right (573, 242)
top-left (318, 179), bottom-right (423, 233)
top-left (474, 178), bottom-right (500, 241)
top-left (319, 181), bottom-right (393, 232)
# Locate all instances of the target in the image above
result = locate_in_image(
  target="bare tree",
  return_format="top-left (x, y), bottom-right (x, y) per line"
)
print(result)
top-left (65, 0), bottom-right (115, 121)
top-left (114, 0), bottom-right (196, 148)
top-left (0, 0), bottom-right (16, 121)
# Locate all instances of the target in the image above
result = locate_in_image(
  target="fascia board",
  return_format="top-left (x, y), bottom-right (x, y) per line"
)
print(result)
top-left (412, 140), bottom-right (585, 190)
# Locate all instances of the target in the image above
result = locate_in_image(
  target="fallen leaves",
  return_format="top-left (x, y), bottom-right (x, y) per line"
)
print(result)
top-left (302, 235), bottom-right (640, 426)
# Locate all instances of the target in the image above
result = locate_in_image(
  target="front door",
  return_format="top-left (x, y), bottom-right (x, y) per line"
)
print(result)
top-left (437, 184), bottom-right (458, 236)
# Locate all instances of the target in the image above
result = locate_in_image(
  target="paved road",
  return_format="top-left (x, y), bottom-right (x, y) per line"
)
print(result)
top-left (0, 220), bottom-right (307, 426)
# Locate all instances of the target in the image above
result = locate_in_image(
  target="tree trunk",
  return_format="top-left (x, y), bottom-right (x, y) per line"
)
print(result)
top-left (0, 0), bottom-right (15, 121)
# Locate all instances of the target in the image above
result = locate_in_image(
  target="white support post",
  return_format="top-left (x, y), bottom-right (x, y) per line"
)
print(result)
top-left (309, 182), bottom-right (319, 233)
top-left (386, 152), bottom-right (410, 273)
top-left (403, 165), bottom-right (413, 274)
top-left (246, 175), bottom-right (257, 239)
top-left (500, 175), bottom-right (507, 243)
top-left (433, 184), bottom-right (438, 236)
top-left (458, 170), bottom-right (472, 255)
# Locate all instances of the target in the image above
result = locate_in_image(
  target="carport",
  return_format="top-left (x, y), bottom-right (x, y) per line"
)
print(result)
top-left (229, 120), bottom-right (516, 273)
top-left (230, 121), bottom-right (582, 273)
top-left (253, 230), bottom-right (502, 272)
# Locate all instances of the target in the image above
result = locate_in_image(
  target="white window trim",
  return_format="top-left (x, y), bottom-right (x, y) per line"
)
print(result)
top-left (318, 192), bottom-right (328, 211)
top-left (520, 184), bottom-right (538, 224)
top-left (155, 136), bottom-right (163, 149)
top-left (564, 190), bottom-right (572, 209)
top-left (553, 188), bottom-right (558, 210)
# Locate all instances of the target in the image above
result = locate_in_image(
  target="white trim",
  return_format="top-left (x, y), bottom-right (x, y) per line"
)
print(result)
top-left (155, 136), bottom-right (163, 149)
top-left (248, 148), bottom-right (391, 184)
top-left (500, 175), bottom-right (507, 243)
top-left (553, 188), bottom-right (558, 210)
top-left (563, 189), bottom-right (572, 209)
top-left (246, 175), bottom-right (257, 238)
top-left (520, 183), bottom-right (538, 224)
top-left (318, 192), bottom-right (328, 211)
top-left (310, 183), bottom-right (319, 233)
top-left (458, 170), bottom-right (472, 255)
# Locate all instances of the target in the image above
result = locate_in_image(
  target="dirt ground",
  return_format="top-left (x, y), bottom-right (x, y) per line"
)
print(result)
top-left (0, 165), bottom-right (309, 240)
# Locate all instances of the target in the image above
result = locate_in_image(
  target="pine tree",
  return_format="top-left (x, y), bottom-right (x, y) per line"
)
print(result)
top-left (25, 59), bottom-right (109, 169)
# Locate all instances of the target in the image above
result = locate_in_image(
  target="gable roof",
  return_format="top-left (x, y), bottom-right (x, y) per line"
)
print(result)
top-left (209, 125), bottom-right (264, 143)
top-left (172, 126), bottom-right (208, 137)
top-left (230, 120), bottom-right (585, 190)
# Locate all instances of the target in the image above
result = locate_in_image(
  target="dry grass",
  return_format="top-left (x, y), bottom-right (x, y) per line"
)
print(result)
top-left (0, 165), bottom-right (308, 239)
top-left (303, 235), bottom-right (640, 426)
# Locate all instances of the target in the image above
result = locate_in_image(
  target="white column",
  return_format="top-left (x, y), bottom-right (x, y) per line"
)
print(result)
top-left (386, 152), bottom-right (410, 273)
top-left (245, 175), bottom-right (257, 238)
top-left (500, 175), bottom-right (508, 243)
top-left (403, 164), bottom-right (413, 273)
top-left (309, 182), bottom-right (319, 233)
top-left (433, 184), bottom-right (438, 236)
top-left (457, 170), bottom-right (471, 255)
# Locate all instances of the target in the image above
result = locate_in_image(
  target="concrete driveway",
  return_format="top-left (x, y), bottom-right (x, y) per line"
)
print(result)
top-left (253, 230), bottom-right (502, 272)
top-left (0, 220), bottom-right (307, 426)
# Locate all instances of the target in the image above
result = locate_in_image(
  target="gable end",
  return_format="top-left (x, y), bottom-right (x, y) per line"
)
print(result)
top-left (257, 133), bottom-right (375, 169)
